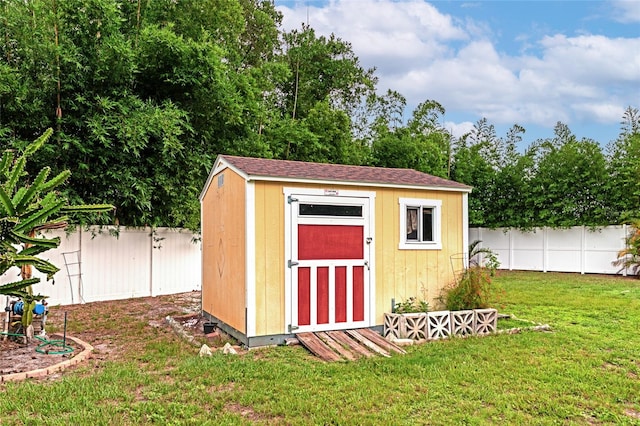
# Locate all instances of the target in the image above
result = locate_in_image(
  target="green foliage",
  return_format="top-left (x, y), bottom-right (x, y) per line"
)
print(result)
top-left (468, 240), bottom-right (501, 273)
top-left (0, 0), bottom-right (638, 231)
top-left (439, 241), bottom-right (501, 310)
top-left (393, 296), bottom-right (429, 314)
top-left (528, 124), bottom-right (611, 227)
top-left (439, 266), bottom-right (496, 311)
top-left (606, 107), bottom-right (640, 222)
top-left (0, 129), bottom-right (113, 326)
top-left (277, 24), bottom-right (377, 121)
top-left (371, 99), bottom-right (451, 177)
top-left (612, 219), bottom-right (640, 277)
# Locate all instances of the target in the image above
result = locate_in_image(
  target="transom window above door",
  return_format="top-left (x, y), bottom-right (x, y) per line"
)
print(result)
top-left (299, 204), bottom-right (363, 217)
top-left (399, 198), bottom-right (442, 250)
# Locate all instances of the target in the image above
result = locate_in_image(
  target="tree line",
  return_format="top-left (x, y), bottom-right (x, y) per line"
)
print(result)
top-left (1, 0), bottom-right (638, 230)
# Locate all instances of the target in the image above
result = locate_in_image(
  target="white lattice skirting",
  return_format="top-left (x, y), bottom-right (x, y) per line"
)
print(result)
top-left (384, 308), bottom-right (498, 341)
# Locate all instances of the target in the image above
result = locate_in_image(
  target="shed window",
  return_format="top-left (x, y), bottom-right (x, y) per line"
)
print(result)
top-left (399, 198), bottom-right (442, 250)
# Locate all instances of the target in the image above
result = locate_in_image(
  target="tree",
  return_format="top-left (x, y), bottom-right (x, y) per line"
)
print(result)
top-left (529, 123), bottom-right (609, 227)
top-left (0, 0), bottom-right (283, 229)
top-left (607, 107), bottom-right (640, 221)
top-left (0, 129), bottom-right (112, 332)
top-left (371, 99), bottom-right (451, 177)
top-left (276, 24), bottom-right (377, 121)
top-left (450, 123), bottom-right (497, 227)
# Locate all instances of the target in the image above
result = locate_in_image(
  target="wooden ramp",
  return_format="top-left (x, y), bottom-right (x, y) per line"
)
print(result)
top-left (296, 328), bottom-right (406, 362)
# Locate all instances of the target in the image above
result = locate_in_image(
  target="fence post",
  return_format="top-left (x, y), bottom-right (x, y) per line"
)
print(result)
top-left (580, 226), bottom-right (586, 275)
top-left (542, 227), bottom-right (547, 273)
top-left (622, 224), bottom-right (627, 277)
top-left (508, 228), bottom-right (514, 271)
top-left (149, 227), bottom-right (154, 297)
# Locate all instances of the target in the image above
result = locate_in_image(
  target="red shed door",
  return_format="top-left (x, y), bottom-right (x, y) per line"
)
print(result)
top-left (289, 194), bottom-right (372, 333)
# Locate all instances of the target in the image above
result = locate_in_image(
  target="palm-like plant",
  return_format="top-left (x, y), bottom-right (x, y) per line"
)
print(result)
top-left (612, 219), bottom-right (640, 277)
top-left (0, 129), bottom-right (113, 327)
top-left (468, 239), bottom-right (500, 273)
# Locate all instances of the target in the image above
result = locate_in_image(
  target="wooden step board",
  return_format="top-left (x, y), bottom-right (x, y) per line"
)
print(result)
top-left (296, 328), bottom-right (406, 362)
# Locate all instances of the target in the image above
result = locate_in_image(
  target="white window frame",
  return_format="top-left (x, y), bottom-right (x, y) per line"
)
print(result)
top-left (399, 197), bottom-right (442, 250)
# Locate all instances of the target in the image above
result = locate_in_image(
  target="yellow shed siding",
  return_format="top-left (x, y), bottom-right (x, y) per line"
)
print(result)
top-left (252, 182), bottom-right (375, 335)
top-left (373, 188), bottom-right (464, 324)
top-left (253, 181), bottom-right (286, 336)
top-left (201, 169), bottom-right (247, 333)
top-left (248, 181), bottom-right (465, 333)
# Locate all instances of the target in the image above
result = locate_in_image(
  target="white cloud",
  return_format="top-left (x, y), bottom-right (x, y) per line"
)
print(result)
top-left (444, 120), bottom-right (474, 139)
top-left (610, 0), bottom-right (640, 23)
top-left (276, 0), bottom-right (640, 138)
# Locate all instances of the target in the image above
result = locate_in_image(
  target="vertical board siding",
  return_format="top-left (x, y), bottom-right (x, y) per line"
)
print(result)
top-left (201, 169), bottom-right (247, 333)
top-left (469, 226), bottom-right (630, 275)
top-left (0, 227), bottom-right (201, 306)
top-left (254, 181), bottom-right (286, 336)
top-left (376, 188), bottom-right (464, 324)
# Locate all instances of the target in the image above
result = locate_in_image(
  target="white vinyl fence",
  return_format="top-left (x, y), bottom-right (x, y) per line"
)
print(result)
top-left (1, 227), bottom-right (201, 306)
top-left (469, 225), bottom-right (633, 276)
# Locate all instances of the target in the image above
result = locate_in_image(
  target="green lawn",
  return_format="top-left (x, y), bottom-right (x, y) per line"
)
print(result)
top-left (2, 271), bottom-right (639, 425)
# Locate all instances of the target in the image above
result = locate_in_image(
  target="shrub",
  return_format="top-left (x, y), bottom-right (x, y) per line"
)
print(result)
top-left (439, 266), bottom-right (494, 311)
top-left (393, 296), bottom-right (429, 314)
top-left (438, 241), bottom-right (502, 310)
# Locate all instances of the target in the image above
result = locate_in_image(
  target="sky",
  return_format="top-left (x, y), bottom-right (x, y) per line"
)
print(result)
top-left (274, 0), bottom-right (640, 149)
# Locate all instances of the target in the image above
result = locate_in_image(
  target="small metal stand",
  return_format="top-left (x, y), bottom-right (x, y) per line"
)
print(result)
top-left (62, 251), bottom-right (84, 304)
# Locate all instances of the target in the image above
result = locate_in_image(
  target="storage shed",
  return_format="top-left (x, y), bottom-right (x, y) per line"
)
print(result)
top-left (200, 155), bottom-right (472, 347)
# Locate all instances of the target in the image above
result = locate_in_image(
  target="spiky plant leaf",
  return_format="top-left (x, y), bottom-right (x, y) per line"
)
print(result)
top-left (5, 155), bottom-right (26, 194)
top-left (0, 185), bottom-right (15, 216)
top-left (0, 278), bottom-right (41, 295)
top-left (61, 204), bottom-right (114, 214)
top-left (40, 169), bottom-right (71, 193)
top-left (10, 230), bottom-right (60, 249)
top-left (0, 150), bottom-right (14, 178)
top-left (14, 199), bottom-right (65, 233)
top-left (14, 166), bottom-right (50, 211)
top-left (12, 255), bottom-right (60, 279)
top-left (23, 127), bottom-right (52, 156)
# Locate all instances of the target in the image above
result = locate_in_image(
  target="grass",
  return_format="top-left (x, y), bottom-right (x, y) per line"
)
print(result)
top-left (1, 271), bottom-right (639, 425)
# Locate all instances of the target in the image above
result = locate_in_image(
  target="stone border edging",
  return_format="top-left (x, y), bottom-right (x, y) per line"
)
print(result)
top-left (0, 334), bottom-right (94, 383)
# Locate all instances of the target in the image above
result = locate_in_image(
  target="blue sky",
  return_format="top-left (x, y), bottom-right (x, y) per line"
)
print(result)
top-left (274, 0), bottom-right (640, 149)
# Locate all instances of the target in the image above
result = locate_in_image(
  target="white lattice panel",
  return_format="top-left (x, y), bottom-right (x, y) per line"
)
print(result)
top-left (404, 313), bottom-right (427, 340)
top-left (451, 310), bottom-right (475, 336)
top-left (474, 309), bottom-right (497, 335)
top-left (383, 313), bottom-right (404, 339)
top-left (427, 311), bottom-right (451, 340)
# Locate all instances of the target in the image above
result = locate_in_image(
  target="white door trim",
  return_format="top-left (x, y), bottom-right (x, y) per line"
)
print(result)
top-left (283, 187), bottom-right (376, 334)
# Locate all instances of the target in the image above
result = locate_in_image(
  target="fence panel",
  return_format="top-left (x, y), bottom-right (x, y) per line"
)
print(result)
top-left (584, 226), bottom-right (626, 275)
top-left (151, 228), bottom-right (201, 296)
top-left (546, 227), bottom-right (582, 273)
top-left (1, 227), bottom-right (202, 306)
top-left (471, 226), bottom-right (630, 276)
top-left (81, 227), bottom-right (152, 303)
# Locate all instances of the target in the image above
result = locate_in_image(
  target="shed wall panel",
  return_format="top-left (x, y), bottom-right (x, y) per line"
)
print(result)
top-left (253, 181), bottom-right (286, 336)
top-left (374, 188), bottom-right (463, 324)
top-left (250, 181), bottom-right (464, 334)
top-left (201, 169), bottom-right (246, 333)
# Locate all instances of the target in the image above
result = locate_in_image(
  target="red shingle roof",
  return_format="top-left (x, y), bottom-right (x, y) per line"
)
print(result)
top-left (219, 155), bottom-right (471, 191)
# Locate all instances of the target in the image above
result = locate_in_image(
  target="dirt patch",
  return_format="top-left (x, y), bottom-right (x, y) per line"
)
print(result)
top-left (625, 408), bottom-right (640, 420)
top-left (0, 291), bottom-right (233, 379)
top-left (0, 337), bottom-right (80, 375)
